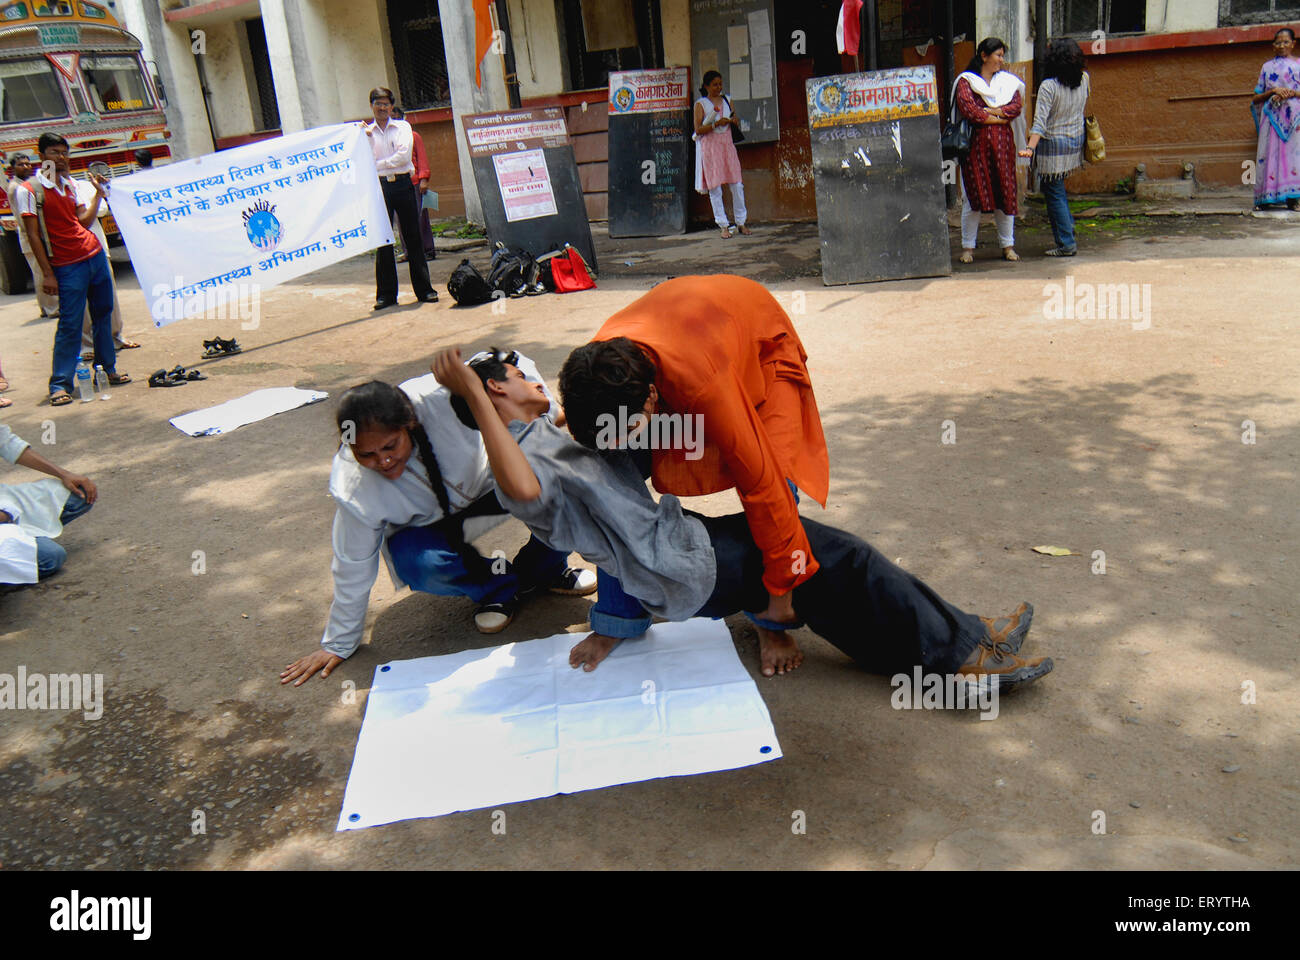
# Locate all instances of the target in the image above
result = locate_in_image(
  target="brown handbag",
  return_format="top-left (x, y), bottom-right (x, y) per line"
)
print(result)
top-left (1084, 115), bottom-right (1106, 163)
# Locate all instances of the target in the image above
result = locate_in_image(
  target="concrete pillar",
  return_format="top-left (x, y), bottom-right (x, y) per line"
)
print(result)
top-left (976, 0), bottom-right (1032, 64)
top-left (438, 0), bottom-right (510, 224)
top-left (118, 0), bottom-right (213, 159)
top-left (259, 0), bottom-right (307, 132)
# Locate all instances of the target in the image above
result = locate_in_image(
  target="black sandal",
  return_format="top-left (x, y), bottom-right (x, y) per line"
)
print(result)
top-left (148, 368), bottom-right (184, 388)
top-left (201, 337), bottom-right (242, 359)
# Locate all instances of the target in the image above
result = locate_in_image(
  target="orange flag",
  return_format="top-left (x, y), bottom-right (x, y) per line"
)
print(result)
top-left (474, 0), bottom-right (495, 88)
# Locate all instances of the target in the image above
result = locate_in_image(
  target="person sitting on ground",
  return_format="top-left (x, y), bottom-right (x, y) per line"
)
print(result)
top-left (433, 346), bottom-right (1054, 693)
top-left (280, 357), bottom-right (595, 687)
top-left (560, 274), bottom-right (828, 677)
top-left (15, 132), bottom-right (130, 406)
top-left (0, 419), bottom-right (97, 582)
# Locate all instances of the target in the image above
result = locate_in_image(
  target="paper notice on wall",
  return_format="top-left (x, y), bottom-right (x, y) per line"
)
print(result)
top-left (747, 9), bottom-right (771, 48)
top-left (750, 44), bottom-right (773, 99)
top-left (727, 24), bottom-right (748, 60)
top-left (699, 47), bottom-right (719, 79)
top-left (493, 148), bottom-right (557, 222)
top-left (729, 63), bottom-right (751, 101)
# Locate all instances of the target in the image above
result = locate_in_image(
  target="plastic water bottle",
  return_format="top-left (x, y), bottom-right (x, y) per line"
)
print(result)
top-left (75, 360), bottom-right (93, 402)
top-left (94, 364), bottom-right (110, 400)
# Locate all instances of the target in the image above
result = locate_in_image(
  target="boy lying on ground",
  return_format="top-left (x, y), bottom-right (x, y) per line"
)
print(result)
top-left (431, 347), bottom-right (1054, 693)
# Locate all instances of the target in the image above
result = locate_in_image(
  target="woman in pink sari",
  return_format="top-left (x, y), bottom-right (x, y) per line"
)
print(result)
top-left (1251, 27), bottom-right (1300, 210)
top-left (693, 70), bottom-right (750, 238)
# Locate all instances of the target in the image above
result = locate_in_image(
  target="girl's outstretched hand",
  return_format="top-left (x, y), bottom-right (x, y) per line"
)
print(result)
top-left (281, 649), bottom-right (344, 686)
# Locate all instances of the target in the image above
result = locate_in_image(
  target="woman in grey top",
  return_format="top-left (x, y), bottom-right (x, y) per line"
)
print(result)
top-left (1020, 38), bottom-right (1091, 256)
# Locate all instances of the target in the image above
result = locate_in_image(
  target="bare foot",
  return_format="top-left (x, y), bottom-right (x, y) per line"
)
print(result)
top-left (719, 226), bottom-right (732, 238)
top-left (569, 632), bottom-right (622, 672)
top-left (756, 625), bottom-right (803, 677)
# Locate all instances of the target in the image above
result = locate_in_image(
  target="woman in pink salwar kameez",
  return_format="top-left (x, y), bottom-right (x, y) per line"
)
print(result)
top-left (693, 70), bottom-right (750, 238)
top-left (1251, 28), bottom-right (1300, 210)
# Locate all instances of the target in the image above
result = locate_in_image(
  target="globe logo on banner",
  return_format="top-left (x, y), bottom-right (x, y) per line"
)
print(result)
top-left (612, 85), bottom-right (635, 113)
top-left (242, 199), bottom-right (284, 252)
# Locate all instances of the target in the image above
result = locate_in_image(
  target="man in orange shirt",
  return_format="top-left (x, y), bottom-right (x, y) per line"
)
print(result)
top-left (560, 275), bottom-right (829, 675)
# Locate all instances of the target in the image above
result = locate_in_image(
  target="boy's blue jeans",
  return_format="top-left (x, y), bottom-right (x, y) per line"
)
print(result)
top-left (49, 251), bottom-right (116, 396)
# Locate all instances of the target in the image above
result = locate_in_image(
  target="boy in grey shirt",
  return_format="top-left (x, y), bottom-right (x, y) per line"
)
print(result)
top-left (433, 347), bottom-right (1054, 692)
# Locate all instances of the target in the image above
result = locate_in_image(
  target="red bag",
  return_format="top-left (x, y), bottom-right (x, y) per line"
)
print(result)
top-left (549, 244), bottom-right (595, 293)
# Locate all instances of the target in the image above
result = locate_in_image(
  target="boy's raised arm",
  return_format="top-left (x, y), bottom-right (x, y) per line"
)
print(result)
top-left (431, 347), bottom-right (542, 502)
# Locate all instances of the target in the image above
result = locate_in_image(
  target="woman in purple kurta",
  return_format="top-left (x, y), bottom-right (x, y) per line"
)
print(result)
top-left (1251, 28), bottom-right (1300, 209)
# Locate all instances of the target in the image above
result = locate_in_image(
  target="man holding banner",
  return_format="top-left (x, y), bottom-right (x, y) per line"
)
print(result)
top-left (363, 86), bottom-right (438, 309)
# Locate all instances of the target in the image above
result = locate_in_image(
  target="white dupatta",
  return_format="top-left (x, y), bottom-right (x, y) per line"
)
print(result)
top-left (952, 69), bottom-right (1030, 204)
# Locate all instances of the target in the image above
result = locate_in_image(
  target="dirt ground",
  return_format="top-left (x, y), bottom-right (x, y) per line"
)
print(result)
top-left (1, 208), bottom-right (1296, 870)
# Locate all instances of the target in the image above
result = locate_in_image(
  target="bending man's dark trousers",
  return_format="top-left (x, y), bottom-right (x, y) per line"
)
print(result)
top-left (598, 513), bottom-right (985, 676)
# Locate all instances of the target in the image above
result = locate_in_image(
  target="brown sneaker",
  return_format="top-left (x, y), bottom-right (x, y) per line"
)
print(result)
top-left (958, 634), bottom-right (1053, 694)
top-left (979, 601), bottom-right (1033, 654)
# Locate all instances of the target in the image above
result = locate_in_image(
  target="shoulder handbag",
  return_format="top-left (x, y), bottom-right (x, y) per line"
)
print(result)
top-left (723, 95), bottom-right (745, 143)
top-left (940, 98), bottom-right (971, 160)
top-left (549, 244), bottom-right (595, 293)
top-left (1084, 115), bottom-right (1106, 163)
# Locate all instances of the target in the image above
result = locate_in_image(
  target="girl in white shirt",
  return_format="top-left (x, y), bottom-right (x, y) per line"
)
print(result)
top-left (281, 359), bottom-right (594, 686)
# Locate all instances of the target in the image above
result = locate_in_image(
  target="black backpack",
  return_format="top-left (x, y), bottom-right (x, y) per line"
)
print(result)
top-left (488, 242), bottom-right (544, 297)
top-left (447, 258), bottom-right (494, 306)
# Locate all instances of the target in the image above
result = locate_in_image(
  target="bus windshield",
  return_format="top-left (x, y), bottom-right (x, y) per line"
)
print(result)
top-left (81, 54), bottom-right (150, 113)
top-left (0, 59), bottom-right (66, 122)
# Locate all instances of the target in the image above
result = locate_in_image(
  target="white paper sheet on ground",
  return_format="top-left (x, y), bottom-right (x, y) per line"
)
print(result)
top-left (168, 387), bottom-right (328, 437)
top-left (337, 618), bottom-right (781, 830)
top-left (0, 523), bottom-right (38, 584)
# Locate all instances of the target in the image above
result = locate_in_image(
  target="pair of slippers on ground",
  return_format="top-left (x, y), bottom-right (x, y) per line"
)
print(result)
top-left (148, 365), bottom-right (207, 388)
top-left (202, 337), bottom-right (242, 359)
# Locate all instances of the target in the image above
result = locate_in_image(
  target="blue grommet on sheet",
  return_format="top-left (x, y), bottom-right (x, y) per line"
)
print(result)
top-left (760, 745), bottom-right (772, 754)
top-left (380, 665), bottom-right (391, 672)
top-left (348, 813), bottom-right (360, 822)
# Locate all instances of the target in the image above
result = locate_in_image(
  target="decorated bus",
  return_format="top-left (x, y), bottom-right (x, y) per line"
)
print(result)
top-left (0, 0), bottom-right (169, 293)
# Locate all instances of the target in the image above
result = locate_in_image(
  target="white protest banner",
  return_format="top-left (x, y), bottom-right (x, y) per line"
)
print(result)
top-left (107, 123), bottom-right (393, 327)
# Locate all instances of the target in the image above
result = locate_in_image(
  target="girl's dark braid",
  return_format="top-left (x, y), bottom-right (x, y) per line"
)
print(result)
top-left (404, 407), bottom-right (452, 518)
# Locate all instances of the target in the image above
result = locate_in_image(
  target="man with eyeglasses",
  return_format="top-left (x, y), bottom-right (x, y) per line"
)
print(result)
top-left (362, 86), bottom-right (439, 310)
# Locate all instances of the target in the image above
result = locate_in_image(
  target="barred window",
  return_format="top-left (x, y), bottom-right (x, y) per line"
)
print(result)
top-left (245, 17), bottom-right (280, 132)
top-left (1219, 0), bottom-right (1300, 25)
top-left (558, 0), bottom-right (663, 92)
top-left (1053, 0), bottom-right (1146, 37)
top-left (386, 0), bottom-right (450, 109)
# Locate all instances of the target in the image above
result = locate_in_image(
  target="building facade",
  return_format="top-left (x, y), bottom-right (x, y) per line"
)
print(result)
top-left (121, 1), bottom-right (1300, 226)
